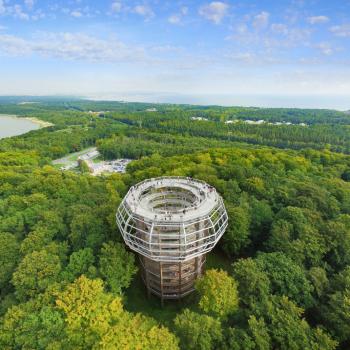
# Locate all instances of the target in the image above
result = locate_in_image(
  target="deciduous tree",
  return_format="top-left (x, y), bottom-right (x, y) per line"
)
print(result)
top-left (98, 241), bottom-right (137, 294)
top-left (195, 269), bottom-right (239, 319)
top-left (174, 309), bottom-right (222, 350)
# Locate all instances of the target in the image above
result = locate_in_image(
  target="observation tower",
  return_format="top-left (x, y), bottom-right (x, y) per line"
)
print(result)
top-left (116, 177), bottom-right (228, 303)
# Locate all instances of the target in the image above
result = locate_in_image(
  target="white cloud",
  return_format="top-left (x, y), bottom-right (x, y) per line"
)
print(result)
top-left (271, 23), bottom-right (288, 35)
top-left (253, 11), bottom-right (270, 29)
top-left (307, 15), bottom-right (329, 24)
top-left (0, 0), bottom-right (6, 14)
top-left (0, 33), bottom-right (30, 55)
top-left (0, 1), bottom-right (41, 19)
top-left (111, 1), bottom-right (122, 13)
top-left (236, 23), bottom-right (248, 34)
top-left (330, 24), bottom-right (350, 37)
top-left (314, 42), bottom-right (333, 55)
top-left (227, 52), bottom-right (255, 64)
top-left (228, 23), bottom-right (311, 52)
top-left (71, 10), bottom-right (82, 18)
top-left (168, 6), bottom-right (188, 25)
top-left (181, 7), bottom-right (188, 15)
top-left (0, 32), bottom-right (146, 62)
top-left (198, 2), bottom-right (229, 24)
top-left (12, 5), bottom-right (29, 20)
top-left (31, 12), bottom-right (45, 20)
top-left (168, 14), bottom-right (181, 24)
top-left (24, 0), bottom-right (35, 10)
top-left (225, 50), bottom-right (283, 65)
top-left (151, 45), bottom-right (183, 53)
top-left (134, 5), bottom-right (154, 19)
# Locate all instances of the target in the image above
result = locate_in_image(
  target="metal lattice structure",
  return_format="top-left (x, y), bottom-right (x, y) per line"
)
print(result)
top-left (116, 176), bottom-right (228, 301)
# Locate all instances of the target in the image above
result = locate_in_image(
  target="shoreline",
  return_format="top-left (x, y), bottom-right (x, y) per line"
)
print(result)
top-left (24, 117), bottom-right (53, 128)
top-left (0, 114), bottom-right (53, 128)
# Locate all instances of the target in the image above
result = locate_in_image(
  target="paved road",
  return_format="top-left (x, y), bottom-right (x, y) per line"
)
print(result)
top-left (52, 147), bottom-right (97, 168)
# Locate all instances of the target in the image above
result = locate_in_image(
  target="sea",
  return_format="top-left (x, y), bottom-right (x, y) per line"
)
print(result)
top-left (0, 115), bottom-right (40, 139)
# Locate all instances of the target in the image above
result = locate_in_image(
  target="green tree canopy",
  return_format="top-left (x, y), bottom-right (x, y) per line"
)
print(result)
top-left (98, 241), bottom-right (137, 294)
top-left (0, 232), bottom-right (19, 291)
top-left (174, 309), bottom-right (222, 350)
top-left (12, 249), bottom-right (62, 301)
top-left (322, 267), bottom-right (350, 343)
top-left (195, 269), bottom-right (239, 319)
top-left (255, 252), bottom-right (314, 307)
top-left (63, 248), bottom-right (96, 282)
top-left (232, 258), bottom-right (270, 310)
top-left (222, 205), bottom-right (251, 256)
top-left (56, 275), bottom-right (179, 350)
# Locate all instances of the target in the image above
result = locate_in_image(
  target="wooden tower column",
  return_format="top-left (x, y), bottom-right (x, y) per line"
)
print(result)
top-left (160, 262), bottom-right (164, 307)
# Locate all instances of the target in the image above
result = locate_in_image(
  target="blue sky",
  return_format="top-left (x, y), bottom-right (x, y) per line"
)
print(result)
top-left (0, 0), bottom-right (350, 108)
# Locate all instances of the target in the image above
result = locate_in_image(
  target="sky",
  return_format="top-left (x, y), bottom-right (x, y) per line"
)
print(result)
top-left (0, 0), bottom-right (350, 109)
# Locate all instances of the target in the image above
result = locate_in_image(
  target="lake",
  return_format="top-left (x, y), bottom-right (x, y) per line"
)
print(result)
top-left (0, 115), bottom-right (40, 139)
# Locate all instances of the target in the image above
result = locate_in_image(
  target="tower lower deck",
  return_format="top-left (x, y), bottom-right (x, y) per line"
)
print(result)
top-left (139, 255), bottom-right (205, 300)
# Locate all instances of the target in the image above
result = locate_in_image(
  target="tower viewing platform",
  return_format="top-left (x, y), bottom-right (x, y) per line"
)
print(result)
top-left (116, 176), bottom-right (228, 301)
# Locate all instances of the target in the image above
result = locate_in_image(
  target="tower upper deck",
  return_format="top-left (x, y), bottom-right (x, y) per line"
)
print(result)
top-left (116, 177), bottom-right (228, 262)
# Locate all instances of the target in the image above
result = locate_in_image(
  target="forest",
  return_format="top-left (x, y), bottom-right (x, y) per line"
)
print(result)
top-left (0, 98), bottom-right (349, 349)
